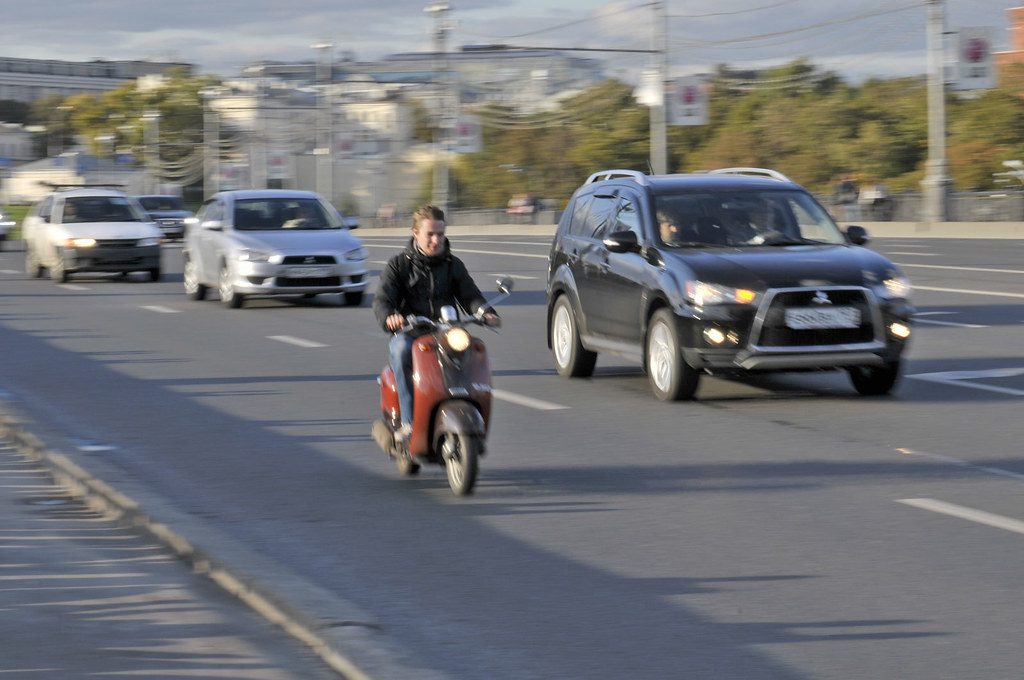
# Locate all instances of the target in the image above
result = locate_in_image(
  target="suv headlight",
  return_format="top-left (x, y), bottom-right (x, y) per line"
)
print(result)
top-left (686, 281), bottom-right (757, 306)
top-left (137, 237), bottom-right (161, 247)
top-left (880, 274), bottom-right (911, 299)
top-left (237, 248), bottom-right (273, 262)
top-left (344, 246), bottom-right (368, 261)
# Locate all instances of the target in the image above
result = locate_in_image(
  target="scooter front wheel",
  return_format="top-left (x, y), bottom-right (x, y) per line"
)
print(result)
top-left (443, 434), bottom-right (479, 496)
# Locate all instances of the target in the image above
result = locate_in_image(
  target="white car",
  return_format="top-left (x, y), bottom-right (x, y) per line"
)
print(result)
top-left (183, 189), bottom-right (369, 308)
top-left (0, 209), bottom-right (14, 250)
top-left (23, 187), bottom-right (163, 283)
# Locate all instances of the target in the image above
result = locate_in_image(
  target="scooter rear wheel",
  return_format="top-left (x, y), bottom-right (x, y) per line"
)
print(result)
top-left (443, 434), bottom-right (479, 496)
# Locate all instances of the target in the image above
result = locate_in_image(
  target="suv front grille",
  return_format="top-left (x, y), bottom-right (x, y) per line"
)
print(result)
top-left (753, 288), bottom-right (876, 348)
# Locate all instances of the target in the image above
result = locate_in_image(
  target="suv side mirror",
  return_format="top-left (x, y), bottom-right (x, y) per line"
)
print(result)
top-left (845, 225), bottom-right (869, 246)
top-left (603, 230), bottom-right (640, 253)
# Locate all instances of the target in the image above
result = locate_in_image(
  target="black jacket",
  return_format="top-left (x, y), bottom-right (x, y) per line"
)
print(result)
top-left (373, 238), bottom-right (490, 332)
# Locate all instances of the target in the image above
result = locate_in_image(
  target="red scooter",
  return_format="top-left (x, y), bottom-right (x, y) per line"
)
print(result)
top-left (372, 278), bottom-right (512, 496)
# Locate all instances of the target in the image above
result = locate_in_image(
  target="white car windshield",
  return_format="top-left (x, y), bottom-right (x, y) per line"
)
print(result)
top-left (63, 196), bottom-right (148, 223)
top-left (233, 198), bottom-right (341, 231)
top-left (654, 190), bottom-right (846, 247)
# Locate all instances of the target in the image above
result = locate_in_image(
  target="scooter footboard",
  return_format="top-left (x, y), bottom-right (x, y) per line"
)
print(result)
top-left (433, 401), bottom-right (486, 454)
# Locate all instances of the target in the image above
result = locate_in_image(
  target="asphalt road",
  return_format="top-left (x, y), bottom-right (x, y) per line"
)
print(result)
top-left (1, 235), bottom-right (1023, 679)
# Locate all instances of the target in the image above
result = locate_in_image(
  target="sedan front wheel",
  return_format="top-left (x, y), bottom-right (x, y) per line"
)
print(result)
top-left (219, 264), bottom-right (244, 309)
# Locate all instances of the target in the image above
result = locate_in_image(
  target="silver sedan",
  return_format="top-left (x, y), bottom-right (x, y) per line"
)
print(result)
top-left (183, 190), bottom-right (368, 308)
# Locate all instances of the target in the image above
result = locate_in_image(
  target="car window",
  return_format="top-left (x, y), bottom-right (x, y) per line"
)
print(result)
top-left (612, 197), bottom-right (643, 240)
top-left (567, 194), bottom-right (594, 237)
top-left (587, 195), bottom-right (618, 240)
top-left (233, 198), bottom-right (339, 231)
top-left (139, 196), bottom-right (183, 211)
top-left (35, 196), bottom-right (53, 222)
top-left (63, 195), bottom-right (146, 223)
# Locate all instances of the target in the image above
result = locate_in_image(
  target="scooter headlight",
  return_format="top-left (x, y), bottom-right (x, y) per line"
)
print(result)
top-left (445, 327), bottom-right (471, 352)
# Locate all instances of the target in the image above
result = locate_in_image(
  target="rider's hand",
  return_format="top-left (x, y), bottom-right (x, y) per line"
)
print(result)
top-left (386, 313), bottom-right (405, 331)
top-left (483, 313), bottom-right (501, 328)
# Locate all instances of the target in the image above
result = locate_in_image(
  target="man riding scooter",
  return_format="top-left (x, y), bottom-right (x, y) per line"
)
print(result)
top-left (372, 205), bottom-right (500, 443)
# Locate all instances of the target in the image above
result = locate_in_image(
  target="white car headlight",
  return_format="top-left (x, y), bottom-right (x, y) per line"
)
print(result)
top-left (67, 238), bottom-right (97, 248)
top-left (880, 274), bottom-right (911, 299)
top-left (137, 237), bottom-right (161, 247)
top-left (685, 281), bottom-right (757, 306)
top-left (183, 217), bottom-right (199, 225)
top-left (237, 249), bottom-right (273, 262)
top-left (344, 246), bottom-right (368, 261)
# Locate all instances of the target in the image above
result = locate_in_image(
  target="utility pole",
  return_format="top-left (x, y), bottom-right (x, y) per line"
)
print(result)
top-left (143, 110), bottom-right (160, 194)
top-left (201, 88), bottom-right (221, 199)
top-left (922, 0), bottom-right (951, 224)
top-left (313, 40), bottom-right (335, 202)
top-left (426, 1), bottom-right (452, 215)
top-left (649, 0), bottom-right (669, 175)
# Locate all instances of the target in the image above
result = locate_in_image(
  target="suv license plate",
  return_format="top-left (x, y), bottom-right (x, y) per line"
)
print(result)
top-left (287, 266), bottom-right (330, 278)
top-left (785, 307), bottom-right (860, 329)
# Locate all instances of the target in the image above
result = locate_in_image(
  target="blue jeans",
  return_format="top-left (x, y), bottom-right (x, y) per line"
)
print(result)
top-left (388, 333), bottom-right (414, 427)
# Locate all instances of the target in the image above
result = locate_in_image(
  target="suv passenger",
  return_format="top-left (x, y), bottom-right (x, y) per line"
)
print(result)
top-left (23, 186), bottom-right (163, 282)
top-left (546, 168), bottom-right (914, 400)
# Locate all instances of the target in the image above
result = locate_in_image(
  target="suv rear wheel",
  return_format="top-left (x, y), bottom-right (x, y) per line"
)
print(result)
top-left (551, 296), bottom-right (596, 377)
top-left (646, 309), bottom-right (700, 401)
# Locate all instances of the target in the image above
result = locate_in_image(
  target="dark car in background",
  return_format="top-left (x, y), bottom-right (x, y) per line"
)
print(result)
top-left (136, 195), bottom-right (195, 241)
top-left (546, 167), bottom-right (914, 400)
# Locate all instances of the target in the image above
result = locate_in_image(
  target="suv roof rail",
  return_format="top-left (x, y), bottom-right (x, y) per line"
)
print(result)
top-left (585, 169), bottom-right (649, 185)
top-left (707, 167), bottom-right (792, 183)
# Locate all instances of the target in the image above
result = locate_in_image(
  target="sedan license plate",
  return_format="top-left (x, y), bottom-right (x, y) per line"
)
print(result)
top-left (784, 306), bottom-right (860, 329)
top-left (286, 266), bottom-right (330, 278)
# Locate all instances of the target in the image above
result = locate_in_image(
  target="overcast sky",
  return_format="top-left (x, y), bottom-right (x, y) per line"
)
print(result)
top-left (3, 1), bottom-right (1017, 83)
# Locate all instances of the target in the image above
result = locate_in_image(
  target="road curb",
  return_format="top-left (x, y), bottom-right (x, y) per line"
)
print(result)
top-left (0, 412), bottom-right (375, 680)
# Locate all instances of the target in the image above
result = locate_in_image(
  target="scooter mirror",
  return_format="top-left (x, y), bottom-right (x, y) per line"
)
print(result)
top-left (440, 305), bottom-right (459, 323)
top-left (496, 276), bottom-right (514, 295)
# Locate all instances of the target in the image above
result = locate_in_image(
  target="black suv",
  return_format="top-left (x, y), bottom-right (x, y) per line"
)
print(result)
top-left (545, 168), bottom-right (913, 400)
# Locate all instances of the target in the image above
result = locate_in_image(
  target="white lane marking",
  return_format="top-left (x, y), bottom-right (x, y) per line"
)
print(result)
top-left (913, 285), bottom-right (1024, 300)
top-left (371, 260), bottom-right (389, 264)
top-left (0, 269), bottom-right (19, 274)
top-left (881, 244), bottom-right (931, 248)
top-left (897, 498), bottom-right (1024, 536)
top-left (896, 447), bottom-right (1024, 482)
top-left (913, 318), bottom-right (987, 328)
top-left (485, 273), bottom-right (537, 280)
top-left (365, 244), bottom-right (546, 260)
top-left (889, 251), bottom-right (939, 256)
top-left (902, 263), bottom-right (1024, 275)
top-left (908, 368), bottom-right (1024, 396)
top-left (492, 389), bottom-right (568, 410)
top-left (58, 284), bottom-right (89, 291)
top-left (140, 305), bottom-right (180, 314)
top-left (267, 335), bottom-right (328, 348)
top-left (914, 311), bottom-right (954, 316)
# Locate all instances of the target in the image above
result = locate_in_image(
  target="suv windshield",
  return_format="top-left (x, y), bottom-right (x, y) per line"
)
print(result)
top-left (63, 196), bottom-right (147, 223)
top-left (139, 196), bottom-right (184, 211)
top-left (233, 198), bottom-right (339, 231)
top-left (653, 190), bottom-right (845, 247)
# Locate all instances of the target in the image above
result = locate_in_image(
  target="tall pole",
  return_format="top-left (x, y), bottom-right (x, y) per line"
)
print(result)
top-left (314, 40), bottom-right (334, 202)
top-left (143, 110), bottom-right (160, 194)
top-left (922, 0), bottom-right (950, 224)
top-left (427, 2), bottom-right (451, 215)
top-left (202, 90), bottom-right (220, 199)
top-left (649, 0), bottom-right (668, 175)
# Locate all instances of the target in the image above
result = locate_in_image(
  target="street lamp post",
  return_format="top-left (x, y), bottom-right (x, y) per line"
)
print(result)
top-left (922, 0), bottom-right (951, 224)
top-left (143, 110), bottom-right (161, 194)
top-left (313, 40), bottom-right (334, 203)
top-left (200, 87), bottom-right (223, 199)
top-left (426, 1), bottom-right (452, 215)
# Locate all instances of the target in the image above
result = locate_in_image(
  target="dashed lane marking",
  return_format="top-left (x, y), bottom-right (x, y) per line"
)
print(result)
top-left (492, 389), bottom-right (567, 411)
top-left (896, 447), bottom-right (1024, 482)
top-left (888, 251), bottom-right (939, 256)
top-left (912, 285), bottom-right (1024, 300)
top-left (897, 498), bottom-right (1024, 536)
top-left (140, 305), bottom-right (180, 314)
top-left (902, 263), bottom-right (1024, 275)
top-left (913, 318), bottom-right (986, 328)
top-left (58, 284), bottom-right (89, 291)
top-left (363, 244), bottom-right (546, 260)
top-left (267, 335), bottom-right (328, 349)
top-left (908, 368), bottom-right (1024, 396)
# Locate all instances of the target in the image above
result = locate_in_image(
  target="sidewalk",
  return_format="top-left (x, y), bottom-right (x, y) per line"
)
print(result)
top-left (0, 436), bottom-right (335, 679)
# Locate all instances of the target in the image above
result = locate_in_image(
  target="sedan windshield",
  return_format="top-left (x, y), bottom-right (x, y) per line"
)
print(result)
top-left (654, 190), bottom-right (846, 248)
top-left (63, 196), bottom-right (147, 223)
top-left (233, 198), bottom-right (340, 231)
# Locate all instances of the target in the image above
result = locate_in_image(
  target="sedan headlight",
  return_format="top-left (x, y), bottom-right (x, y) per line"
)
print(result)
top-left (67, 238), bottom-right (96, 248)
top-left (445, 327), bottom-right (472, 352)
top-left (183, 217), bottom-right (199, 225)
top-left (137, 237), bottom-right (161, 247)
top-left (880, 274), bottom-right (911, 299)
top-left (686, 281), bottom-right (758, 306)
top-left (237, 248), bottom-right (273, 262)
top-left (344, 246), bottom-right (368, 261)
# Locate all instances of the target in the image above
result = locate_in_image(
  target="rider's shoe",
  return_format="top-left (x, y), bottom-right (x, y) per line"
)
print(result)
top-left (395, 423), bottom-right (413, 444)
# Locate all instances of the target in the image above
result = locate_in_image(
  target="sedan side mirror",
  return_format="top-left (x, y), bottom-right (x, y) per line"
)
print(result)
top-left (845, 225), bottom-right (869, 246)
top-left (603, 230), bottom-right (641, 253)
top-left (202, 219), bottom-right (224, 232)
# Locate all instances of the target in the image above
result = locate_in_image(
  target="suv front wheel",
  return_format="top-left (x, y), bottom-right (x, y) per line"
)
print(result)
top-left (646, 309), bottom-right (700, 401)
top-left (848, 361), bottom-right (900, 396)
top-left (551, 296), bottom-right (596, 377)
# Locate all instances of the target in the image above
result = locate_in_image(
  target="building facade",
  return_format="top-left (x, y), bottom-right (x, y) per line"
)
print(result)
top-left (0, 57), bottom-right (193, 103)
